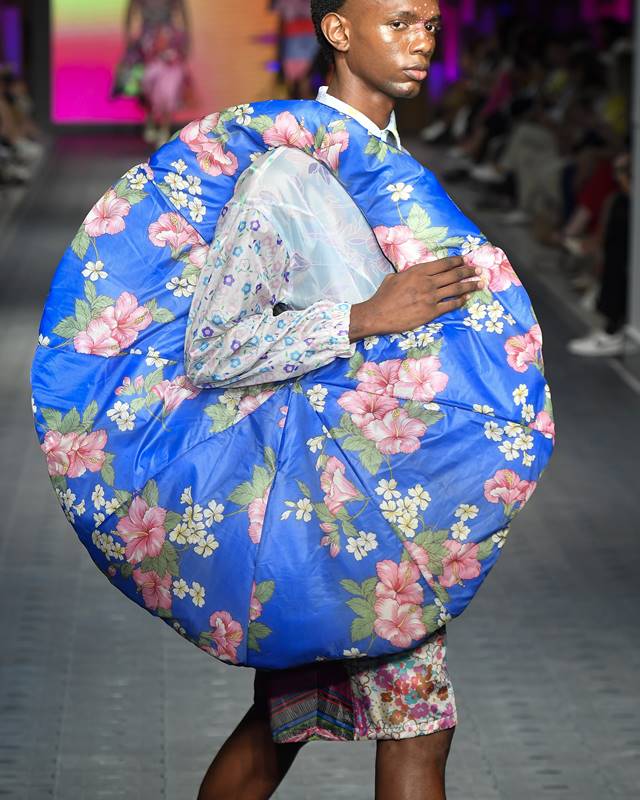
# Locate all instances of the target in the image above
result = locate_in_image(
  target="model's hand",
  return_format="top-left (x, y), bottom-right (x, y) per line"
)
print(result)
top-left (349, 256), bottom-right (485, 341)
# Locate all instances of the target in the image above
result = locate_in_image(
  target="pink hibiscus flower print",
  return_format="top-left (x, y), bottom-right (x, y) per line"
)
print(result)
top-left (83, 188), bottom-right (131, 238)
top-left (362, 408), bottom-right (427, 455)
top-left (374, 597), bottom-right (427, 649)
top-left (116, 495), bottom-right (167, 564)
top-left (373, 225), bottom-right (434, 271)
top-left (179, 113), bottom-right (221, 153)
top-left (197, 140), bottom-right (239, 177)
top-left (148, 211), bottom-right (202, 252)
top-left (237, 389), bottom-right (276, 419)
top-left (249, 581), bottom-right (262, 622)
top-left (41, 430), bottom-right (78, 477)
top-left (355, 359), bottom-right (403, 396)
top-left (394, 356), bottom-right (449, 402)
top-left (74, 317), bottom-right (120, 357)
top-left (319, 456), bottom-right (361, 516)
top-left (505, 324), bottom-right (543, 373)
top-left (403, 541), bottom-right (435, 585)
top-left (68, 429), bottom-right (108, 477)
top-left (320, 523), bottom-right (340, 558)
top-left (484, 469), bottom-right (536, 512)
top-left (375, 560), bottom-right (424, 606)
top-left (464, 244), bottom-right (521, 293)
top-left (186, 243), bottom-right (209, 270)
top-left (315, 129), bottom-right (350, 171)
top-left (337, 389), bottom-right (399, 428)
top-left (247, 486), bottom-right (270, 544)
top-left (101, 292), bottom-right (152, 350)
top-left (151, 375), bottom-right (201, 414)
top-left (262, 111), bottom-right (314, 149)
top-left (440, 540), bottom-right (481, 588)
top-left (209, 610), bottom-right (243, 663)
top-left (530, 410), bottom-right (555, 442)
top-left (133, 568), bottom-right (172, 611)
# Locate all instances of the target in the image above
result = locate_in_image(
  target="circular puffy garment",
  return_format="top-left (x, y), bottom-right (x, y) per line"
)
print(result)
top-left (32, 101), bottom-right (555, 669)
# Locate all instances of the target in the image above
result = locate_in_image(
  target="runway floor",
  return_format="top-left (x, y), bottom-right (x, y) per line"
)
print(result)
top-left (1, 133), bottom-right (639, 799)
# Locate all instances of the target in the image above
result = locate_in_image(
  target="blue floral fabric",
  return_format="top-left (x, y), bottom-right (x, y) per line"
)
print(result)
top-left (31, 100), bottom-right (554, 670)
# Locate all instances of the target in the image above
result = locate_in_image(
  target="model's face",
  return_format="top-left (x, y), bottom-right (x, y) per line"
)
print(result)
top-left (330, 0), bottom-right (441, 99)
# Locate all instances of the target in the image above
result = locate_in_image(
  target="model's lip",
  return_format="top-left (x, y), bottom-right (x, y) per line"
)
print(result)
top-left (403, 67), bottom-right (429, 81)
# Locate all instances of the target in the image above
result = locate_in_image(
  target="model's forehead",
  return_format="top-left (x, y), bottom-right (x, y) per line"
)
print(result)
top-left (347, 0), bottom-right (441, 17)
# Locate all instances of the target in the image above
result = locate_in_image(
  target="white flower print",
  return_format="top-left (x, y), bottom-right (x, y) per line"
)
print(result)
top-left (514, 432), bottom-right (534, 451)
top-left (165, 172), bottom-right (188, 191)
top-left (129, 174), bottom-right (148, 192)
top-left (146, 347), bottom-right (169, 368)
top-left (380, 499), bottom-right (399, 523)
top-left (473, 404), bottom-right (495, 416)
top-left (92, 484), bottom-right (105, 509)
top-left (166, 276), bottom-right (194, 298)
top-left (170, 190), bottom-right (188, 209)
top-left (306, 435), bottom-right (325, 453)
top-left (187, 174), bottom-right (202, 195)
top-left (169, 521), bottom-right (190, 545)
top-left (485, 319), bottom-right (504, 334)
top-left (376, 478), bottom-right (401, 501)
top-left (408, 484), bottom-right (431, 511)
top-left (195, 534), bottom-right (219, 558)
top-left (499, 440), bottom-right (519, 461)
top-left (189, 198), bottom-right (206, 223)
top-left (358, 531), bottom-right (378, 552)
top-left (82, 260), bottom-right (108, 281)
top-left (468, 302), bottom-right (487, 321)
top-left (204, 501), bottom-right (224, 526)
top-left (521, 403), bottom-right (535, 423)
top-left (171, 159), bottom-right (188, 175)
top-left (487, 301), bottom-right (505, 322)
top-left (363, 336), bottom-right (380, 350)
top-left (343, 647), bottom-right (362, 658)
top-left (173, 578), bottom-right (189, 598)
top-left (106, 400), bottom-right (136, 432)
top-left (73, 500), bottom-right (86, 516)
top-left (451, 521), bottom-right (470, 541)
top-left (104, 498), bottom-right (121, 516)
top-left (455, 503), bottom-right (479, 521)
top-left (386, 182), bottom-right (413, 202)
top-left (522, 452), bottom-right (536, 467)
top-left (306, 384), bottom-right (328, 412)
top-left (484, 421), bottom-right (504, 442)
top-left (38, 333), bottom-right (50, 346)
top-left (491, 529), bottom-right (510, 548)
top-left (504, 421), bottom-right (523, 438)
top-left (346, 536), bottom-right (367, 560)
top-left (232, 104), bottom-right (254, 125)
top-left (93, 511), bottom-right (105, 526)
top-left (513, 384), bottom-right (528, 405)
top-left (461, 235), bottom-right (483, 255)
top-left (180, 486), bottom-right (193, 505)
top-left (189, 582), bottom-right (206, 607)
top-left (397, 505), bottom-right (419, 538)
top-left (295, 498), bottom-right (313, 522)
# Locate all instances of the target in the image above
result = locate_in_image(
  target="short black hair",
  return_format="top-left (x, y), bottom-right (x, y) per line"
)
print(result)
top-left (310, 0), bottom-right (347, 64)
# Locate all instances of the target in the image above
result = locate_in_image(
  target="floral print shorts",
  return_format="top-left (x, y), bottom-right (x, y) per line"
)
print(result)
top-left (254, 630), bottom-right (456, 743)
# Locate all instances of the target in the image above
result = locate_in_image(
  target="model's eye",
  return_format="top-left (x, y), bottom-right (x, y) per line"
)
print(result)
top-left (390, 20), bottom-right (408, 30)
top-left (425, 21), bottom-right (441, 34)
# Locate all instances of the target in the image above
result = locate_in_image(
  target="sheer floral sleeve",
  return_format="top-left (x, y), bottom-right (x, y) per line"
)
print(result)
top-left (184, 201), bottom-right (355, 389)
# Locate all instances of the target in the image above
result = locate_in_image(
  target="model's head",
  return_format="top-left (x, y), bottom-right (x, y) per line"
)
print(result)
top-left (311, 0), bottom-right (440, 100)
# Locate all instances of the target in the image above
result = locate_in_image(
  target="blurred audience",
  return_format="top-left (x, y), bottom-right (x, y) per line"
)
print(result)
top-left (0, 65), bottom-right (43, 186)
top-left (422, 16), bottom-right (633, 357)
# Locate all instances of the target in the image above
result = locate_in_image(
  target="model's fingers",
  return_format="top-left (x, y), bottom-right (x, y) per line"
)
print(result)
top-left (432, 264), bottom-right (478, 289)
top-left (435, 295), bottom-right (469, 314)
top-left (435, 277), bottom-right (482, 301)
top-left (418, 256), bottom-right (465, 276)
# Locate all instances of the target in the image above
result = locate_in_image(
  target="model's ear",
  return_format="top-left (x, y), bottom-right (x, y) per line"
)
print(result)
top-left (321, 12), bottom-right (350, 55)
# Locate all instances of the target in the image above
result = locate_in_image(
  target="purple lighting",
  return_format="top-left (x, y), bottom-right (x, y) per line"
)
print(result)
top-left (0, 6), bottom-right (22, 75)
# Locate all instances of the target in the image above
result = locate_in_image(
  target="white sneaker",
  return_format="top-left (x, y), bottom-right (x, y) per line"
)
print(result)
top-left (471, 164), bottom-right (505, 184)
top-left (503, 209), bottom-right (530, 225)
top-left (567, 330), bottom-right (626, 357)
top-left (420, 120), bottom-right (447, 142)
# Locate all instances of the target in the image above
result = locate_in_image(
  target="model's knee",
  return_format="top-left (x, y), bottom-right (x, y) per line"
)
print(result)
top-left (378, 726), bottom-right (455, 769)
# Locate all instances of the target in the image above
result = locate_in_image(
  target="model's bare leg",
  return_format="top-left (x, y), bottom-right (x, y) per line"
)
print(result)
top-left (375, 727), bottom-right (455, 800)
top-left (197, 703), bottom-right (306, 800)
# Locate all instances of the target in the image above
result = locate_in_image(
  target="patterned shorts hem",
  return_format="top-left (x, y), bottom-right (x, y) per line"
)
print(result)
top-left (354, 714), bottom-right (458, 741)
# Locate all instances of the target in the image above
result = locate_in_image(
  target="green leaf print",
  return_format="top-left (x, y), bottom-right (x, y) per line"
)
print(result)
top-left (314, 502), bottom-right (335, 524)
top-left (361, 577), bottom-right (378, 599)
top-left (157, 607), bottom-right (173, 619)
top-left (140, 541), bottom-right (179, 578)
top-left (313, 125), bottom-right (327, 150)
top-left (342, 434), bottom-right (369, 452)
top-left (151, 306), bottom-right (175, 324)
top-left (342, 519), bottom-right (358, 540)
top-left (263, 447), bottom-right (277, 473)
top-left (249, 114), bottom-right (274, 134)
top-left (432, 582), bottom-right (449, 605)
top-left (205, 402), bottom-right (237, 433)
top-left (101, 453), bottom-right (115, 487)
top-left (228, 480), bottom-right (259, 507)
top-left (74, 299), bottom-right (92, 330)
top-left (59, 408), bottom-right (82, 434)
top-left (113, 489), bottom-right (133, 517)
top-left (164, 510), bottom-right (182, 534)
top-left (476, 539), bottom-right (495, 561)
top-left (422, 604), bottom-right (440, 631)
top-left (351, 615), bottom-right (374, 642)
top-left (254, 580), bottom-right (275, 604)
top-left (340, 579), bottom-right (362, 596)
top-left (407, 203), bottom-right (432, 238)
top-left (82, 400), bottom-right (98, 429)
top-left (296, 480), bottom-right (311, 498)
top-left (346, 350), bottom-right (364, 380)
top-left (144, 368), bottom-right (164, 393)
top-left (347, 597), bottom-right (375, 620)
top-left (130, 397), bottom-right (146, 413)
top-left (41, 407), bottom-right (63, 431)
top-left (404, 402), bottom-right (444, 428)
top-left (120, 562), bottom-right (133, 578)
top-left (365, 135), bottom-right (388, 163)
top-left (250, 621), bottom-right (272, 639)
top-left (71, 226), bottom-right (90, 261)
top-left (84, 281), bottom-right (97, 304)
top-left (52, 317), bottom-right (82, 339)
top-left (359, 442), bottom-right (383, 475)
top-left (141, 479), bottom-right (159, 508)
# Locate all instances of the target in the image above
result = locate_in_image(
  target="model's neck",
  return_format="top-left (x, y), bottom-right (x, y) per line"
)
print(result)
top-left (326, 73), bottom-right (395, 131)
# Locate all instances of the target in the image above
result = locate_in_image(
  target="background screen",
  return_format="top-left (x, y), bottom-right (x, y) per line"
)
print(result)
top-left (51, 0), bottom-right (279, 124)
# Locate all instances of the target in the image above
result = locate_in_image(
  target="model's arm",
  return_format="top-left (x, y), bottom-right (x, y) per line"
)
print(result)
top-left (184, 203), bottom-right (355, 389)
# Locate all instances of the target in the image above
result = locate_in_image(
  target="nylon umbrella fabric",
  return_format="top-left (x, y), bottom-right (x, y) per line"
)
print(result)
top-left (31, 100), bottom-right (554, 669)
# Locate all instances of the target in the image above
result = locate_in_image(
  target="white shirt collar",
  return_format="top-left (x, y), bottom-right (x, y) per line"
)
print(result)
top-left (316, 85), bottom-right (401, 149)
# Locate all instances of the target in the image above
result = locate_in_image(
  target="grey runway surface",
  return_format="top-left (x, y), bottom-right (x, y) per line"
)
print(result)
top-left (1, 134), bottom-right (639, 800)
